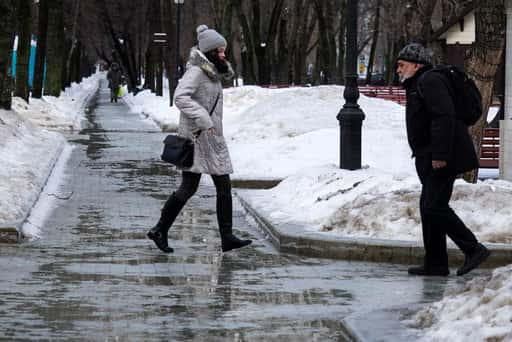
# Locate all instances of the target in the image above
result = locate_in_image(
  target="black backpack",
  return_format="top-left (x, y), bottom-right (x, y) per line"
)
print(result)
top-left (419, 65), bottom-right (482, 126)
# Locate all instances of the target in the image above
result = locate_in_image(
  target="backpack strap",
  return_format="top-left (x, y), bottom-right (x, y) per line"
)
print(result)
top-left (416, 66), bottom-right (451, 100)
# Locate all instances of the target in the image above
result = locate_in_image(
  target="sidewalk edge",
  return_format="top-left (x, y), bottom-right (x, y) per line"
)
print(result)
top-left (236, 191), bottom-right (512, 267)
top-left (0, 142), bottom-right (65, 243)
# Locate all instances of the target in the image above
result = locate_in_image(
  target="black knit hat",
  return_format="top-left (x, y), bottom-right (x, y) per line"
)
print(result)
top-left (397, 43), bottom-right (433, 65)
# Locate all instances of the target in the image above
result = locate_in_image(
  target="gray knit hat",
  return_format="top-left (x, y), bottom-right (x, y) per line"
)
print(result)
top-left (397, 43), bottom-right (433, 65)
top-left (196, 25), bottom-right (227, 53)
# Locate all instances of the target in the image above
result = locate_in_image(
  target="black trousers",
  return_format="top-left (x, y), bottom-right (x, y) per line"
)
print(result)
top-left (110, 86), bottom-right (119, 102)
top-left (174, 171), bottom-right (232, 233)
top-left (416, 158), bottom-right (479, 268)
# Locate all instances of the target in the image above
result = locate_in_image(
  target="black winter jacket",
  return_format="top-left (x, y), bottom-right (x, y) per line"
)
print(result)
top-left (402, 65), bottom-right (479, 177)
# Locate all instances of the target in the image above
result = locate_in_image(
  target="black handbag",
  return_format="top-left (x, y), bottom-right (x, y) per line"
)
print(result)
top-left (161, 135), bottom-right (195, 167)
top-left (161, 93), bottom-right (220, 167)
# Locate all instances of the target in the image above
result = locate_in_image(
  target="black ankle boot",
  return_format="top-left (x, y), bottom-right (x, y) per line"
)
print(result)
top-left (147, 193), bottom-right (187, 253)
top-left (147, 225), bottom-right (173, 253)
top-left (221, 234), bottom-right (252, 252)
top-left (216, 190), bottom-right (252, 252)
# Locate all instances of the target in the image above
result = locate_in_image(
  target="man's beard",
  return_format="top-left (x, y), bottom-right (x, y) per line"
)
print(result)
top-left (399, 74), bottom-right (409, 83)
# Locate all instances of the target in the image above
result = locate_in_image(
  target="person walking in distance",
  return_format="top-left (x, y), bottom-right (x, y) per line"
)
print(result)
top-left (147, 25), bottom-right (252, 254)
top-left (397, 43), bottom-right (490, 276)
top-left (106, 62), bottom-right (123, 103)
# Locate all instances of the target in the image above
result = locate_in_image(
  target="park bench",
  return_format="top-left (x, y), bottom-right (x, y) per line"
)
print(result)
top-left (359, 86), bottom-right (406, 106)
top-left (480, 128), bottom-right (500, 168)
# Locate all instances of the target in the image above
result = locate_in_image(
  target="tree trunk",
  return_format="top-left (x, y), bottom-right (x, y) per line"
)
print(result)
top-left (61, 38), bottom-right (71, 89)
top-left (65, 0), bottom-right (80, 87)
top-left (365, 0), bottom-right (381, 85)
top-left (154, 46), bottom-right (163, 96)
top-left (14, 0), bottom-right (32, 102)
top-left (32, 0), bottom-right (48, 98)
top-left (0, 0), bottom-right (15, 109)
top-left (71, 41), bottom-right (81, 83)
top-left (463, 1), bottom-right (506, 183)
top-left (274, 13), bottom-right (289, 84)
top-left (44, 0), bottom-right (64, 96)
top-left (234, 0), bottom-right (256, 85)
top-left (154, 0), bottom-right (163, 96)
top-left (234, 0), bottom-right (285, 85)
top-left (144, 48), bottom-right (155, 91)
top-left (337, 0), bottom-right (346, 85)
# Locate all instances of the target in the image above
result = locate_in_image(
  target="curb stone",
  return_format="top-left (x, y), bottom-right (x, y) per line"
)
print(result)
top-left (341, 304), bottom-right (426, 342)
top-left (0, 142), bottom-right (64, 243)
top-left (231, 179), bottom-right (282, 189)
top-left (236, 190), bottom-right (512, 267)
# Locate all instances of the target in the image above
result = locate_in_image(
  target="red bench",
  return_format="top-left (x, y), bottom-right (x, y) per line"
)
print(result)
top-left (359, 86), bottom-right (406, 106)
top-left (480, 128), bottom-right (499, 168)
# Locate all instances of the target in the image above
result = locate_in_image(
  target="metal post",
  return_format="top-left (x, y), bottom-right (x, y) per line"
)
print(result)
top-left (171, 0), bottom-right (183, 106)
top-left (336, 0), bottom-right (365, 170)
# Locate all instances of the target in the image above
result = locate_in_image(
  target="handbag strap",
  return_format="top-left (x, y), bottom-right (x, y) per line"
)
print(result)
top-left (194, 92), bottom-right (221, 138)
top-left (209, 92), bottom-right (220, 116)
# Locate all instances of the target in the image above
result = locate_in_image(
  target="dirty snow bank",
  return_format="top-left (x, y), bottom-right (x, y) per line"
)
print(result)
top-left (409, 265), bottom-right (512, 341)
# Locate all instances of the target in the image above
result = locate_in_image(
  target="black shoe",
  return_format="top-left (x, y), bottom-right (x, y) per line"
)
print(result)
top-left (457, 244), bottom-right (491, 276)
top-left (408, 265), bottom-right (449, 276)
top-left (147, 226), bottom-right (173, 253)
top-left (221, 234), bottom-right (252, 252)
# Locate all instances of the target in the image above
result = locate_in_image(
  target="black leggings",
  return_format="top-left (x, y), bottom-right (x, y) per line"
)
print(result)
top-left (175, 172), bottom-right (231, 201)
top-left (174, 172), bottom-right (232, 231)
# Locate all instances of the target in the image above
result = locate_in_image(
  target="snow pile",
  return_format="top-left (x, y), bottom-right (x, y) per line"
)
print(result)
top-left (410, 265), bottom-right (512, 341)
top-left (0, 109), bottom-right (64, 224)
top-left (12, 72), bottom-right (101, 130)
top-left (123, 87), bottom-right (180, 131)
top-left (249, 165), bottom-right (512, 243)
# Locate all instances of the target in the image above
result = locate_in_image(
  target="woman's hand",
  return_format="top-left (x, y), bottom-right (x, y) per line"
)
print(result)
top-left (207, 127), bottom-right (216, 136)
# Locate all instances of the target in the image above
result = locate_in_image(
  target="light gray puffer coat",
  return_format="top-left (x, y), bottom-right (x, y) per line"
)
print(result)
top-left (173, 48), bottom-right (235, 175)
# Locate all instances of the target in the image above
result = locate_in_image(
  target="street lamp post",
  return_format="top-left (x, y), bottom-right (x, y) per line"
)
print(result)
top-left (171, 0), bottom-right (184, 106)
top-left (336, 0), bottom-right (365, 170)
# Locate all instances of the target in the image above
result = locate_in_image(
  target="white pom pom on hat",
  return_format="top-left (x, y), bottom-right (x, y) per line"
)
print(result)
top-left (196, 24), bottom-right (227, 53)
top-left (196, 25), bottom-right (209, 34)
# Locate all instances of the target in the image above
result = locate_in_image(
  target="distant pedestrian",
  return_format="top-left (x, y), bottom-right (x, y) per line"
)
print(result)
top-left (306, 63), bottom-right (314, 86)
top-left (106, 62), bottom-right (123, 103)
top-left (147, 25), bottom-right (252, 254)
top-left (397, 43), bottom-right (490, 276)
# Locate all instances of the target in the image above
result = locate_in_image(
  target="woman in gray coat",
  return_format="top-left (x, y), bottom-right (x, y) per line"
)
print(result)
top-left (147, 25), bottom-right (252, 254)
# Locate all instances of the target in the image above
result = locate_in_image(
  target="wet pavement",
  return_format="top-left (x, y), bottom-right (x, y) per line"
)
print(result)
top-left (0, 81), bottom-right (492, 341)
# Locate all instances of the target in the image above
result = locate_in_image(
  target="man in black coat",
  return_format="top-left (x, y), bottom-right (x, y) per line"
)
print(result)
top-left (397, 43), bottom-right (490, 276)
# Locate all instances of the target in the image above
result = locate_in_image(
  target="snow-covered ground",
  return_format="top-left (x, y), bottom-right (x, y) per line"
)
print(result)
top-left (0, 72), bottom-right (101, 236)
top-left (408, 264), bottom-right (512, 341)
top-left (125, 84), bottom-right (512, 244)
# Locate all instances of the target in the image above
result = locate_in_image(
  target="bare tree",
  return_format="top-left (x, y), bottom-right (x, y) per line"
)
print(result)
top-left (365, 0), bottom-right (381, 85)
top-left (14, 0), bottom-right (32, 102)
top-left (33, 0), bottom-right (48, 98)
top-left (234, 0), bottom-right (285, 85)
top-left (463, 0), bottom-right (506, 182)
top-left (44, 0), bottom-right (64, 96)
top-left (0, 0), bottom-right (16, 109)
top-left (313, 0), bottom-right (338, 84)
